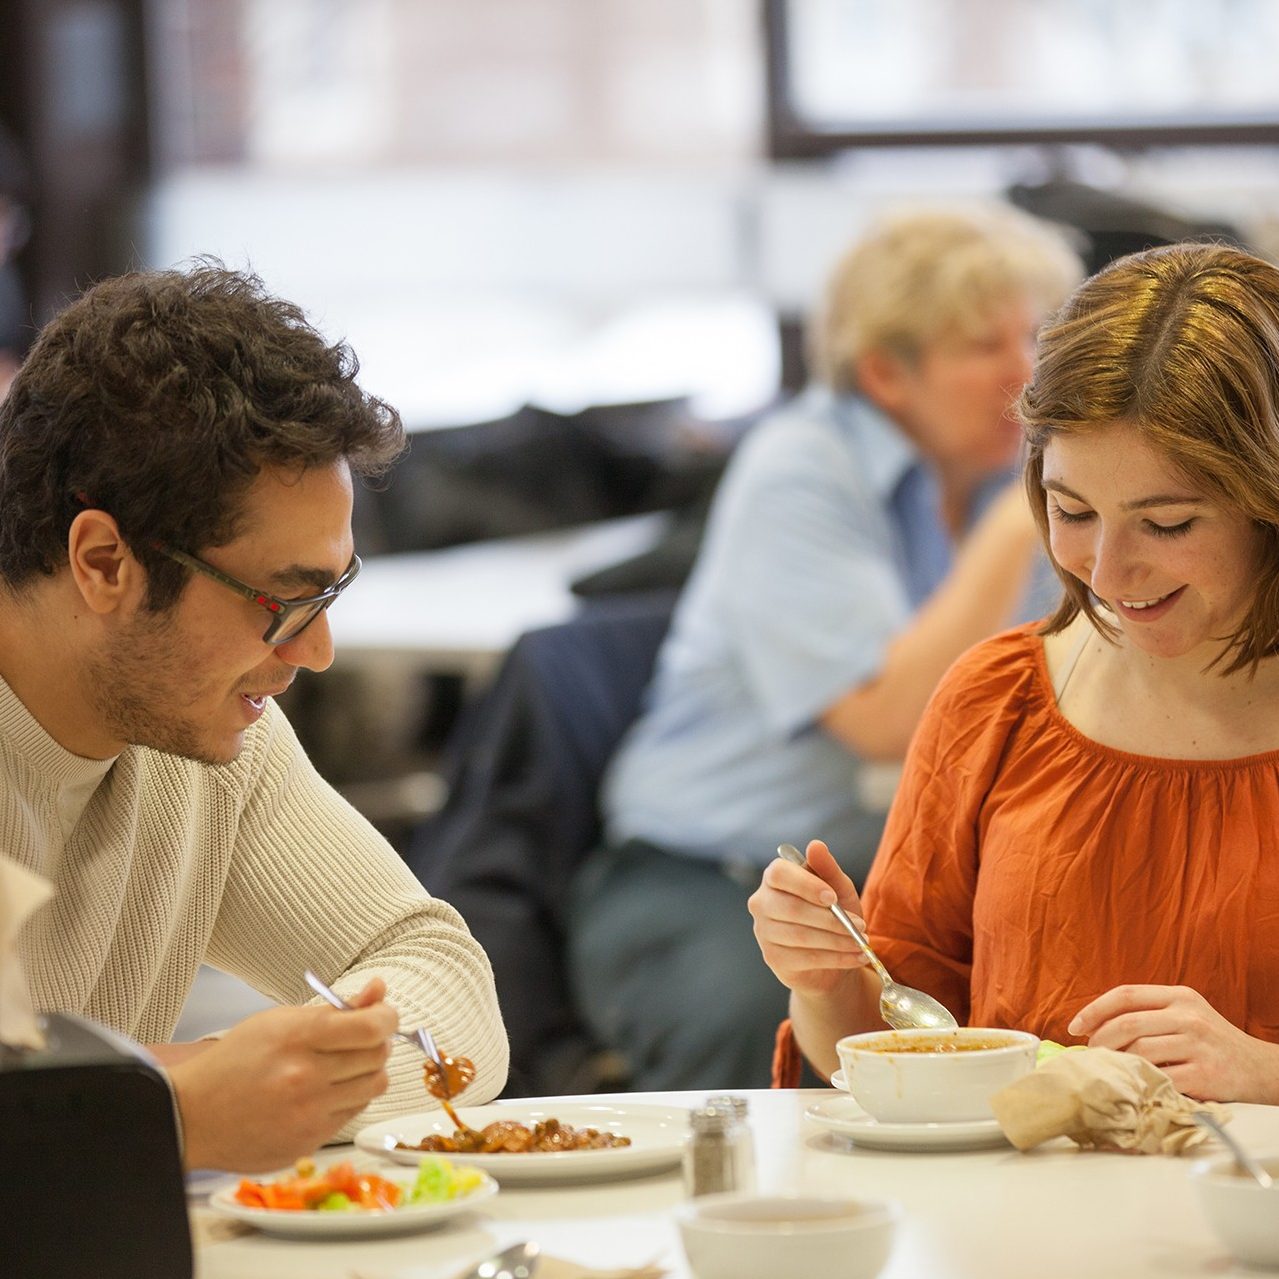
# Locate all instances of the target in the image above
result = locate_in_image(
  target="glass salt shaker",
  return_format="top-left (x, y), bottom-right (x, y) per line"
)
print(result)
top-left (684, 1105), bottom-right (738, 1196)
top-left (705, 1093), bottom-right (756, 1193)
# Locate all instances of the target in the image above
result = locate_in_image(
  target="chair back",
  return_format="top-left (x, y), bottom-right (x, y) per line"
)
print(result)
top-left (405, 591), bottom-right (675, 1095)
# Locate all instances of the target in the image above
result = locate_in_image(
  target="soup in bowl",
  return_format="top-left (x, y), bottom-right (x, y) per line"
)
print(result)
top-left (836, 1027), bottom-right (1039, 1124)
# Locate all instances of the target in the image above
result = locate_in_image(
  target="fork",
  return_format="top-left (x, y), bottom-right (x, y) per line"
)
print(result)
top-left (302, 968), bottom-right (451, 1094)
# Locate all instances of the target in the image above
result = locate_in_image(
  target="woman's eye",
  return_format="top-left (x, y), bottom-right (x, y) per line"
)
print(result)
top-left (1145, 519), bottom-right (1196, 538)
top-left (1049, 502), bottom-right (1092, 525)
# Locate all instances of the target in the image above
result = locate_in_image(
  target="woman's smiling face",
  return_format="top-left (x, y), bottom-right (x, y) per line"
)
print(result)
top-left (1042, 421), bottom-right (1265, 663)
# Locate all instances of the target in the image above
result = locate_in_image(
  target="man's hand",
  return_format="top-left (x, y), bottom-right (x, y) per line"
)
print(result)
top-left (1069, 983), bottom-right (1279, 1104)
top-left (169, 977), bottom-right (397, 1171)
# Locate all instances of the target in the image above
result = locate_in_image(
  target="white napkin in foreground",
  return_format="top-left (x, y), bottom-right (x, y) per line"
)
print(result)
top-left (0, 858), bottom-right (53, 1049)
top-left (990, 1045), bottom-right (1229, 1154)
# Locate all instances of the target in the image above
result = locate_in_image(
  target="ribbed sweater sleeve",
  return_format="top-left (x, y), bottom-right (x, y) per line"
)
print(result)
top-left (5, 678), bottom-right (508, 1134)
top-left (205, 703), bottom-right (509, 1132)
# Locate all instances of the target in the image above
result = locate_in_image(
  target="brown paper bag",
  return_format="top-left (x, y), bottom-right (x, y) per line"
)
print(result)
top-left (990, 1046), bottom-right (1228, 1154)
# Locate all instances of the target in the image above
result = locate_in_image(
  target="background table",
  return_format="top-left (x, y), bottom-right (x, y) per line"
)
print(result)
top-left (329, 512), bottom-right (671, 680)
top-left (191, 1087), bottom-right (1279, 1278)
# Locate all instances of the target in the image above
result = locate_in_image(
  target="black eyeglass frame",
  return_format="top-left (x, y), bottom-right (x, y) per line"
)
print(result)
top-left (152, 542), bottom-right (362, 645)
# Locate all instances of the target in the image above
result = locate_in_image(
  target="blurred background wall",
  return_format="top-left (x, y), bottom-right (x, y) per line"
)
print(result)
top-left (4, 0), bottom-right (1279, 430)
top-left (6, 0), bottom-right (1279, 1051)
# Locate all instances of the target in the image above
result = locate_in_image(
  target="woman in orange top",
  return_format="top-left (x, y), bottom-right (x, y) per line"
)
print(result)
top-left (750, 242), bottom-right (1279, 1103)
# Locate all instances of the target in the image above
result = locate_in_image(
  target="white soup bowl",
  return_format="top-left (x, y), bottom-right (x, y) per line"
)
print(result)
top-left (836, 1026), bottom-right (1039, 1123)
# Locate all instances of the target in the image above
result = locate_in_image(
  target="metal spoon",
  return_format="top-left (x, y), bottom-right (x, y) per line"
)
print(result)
top-left (454, 1241), bottom-right (541, 1279)
top-left (1194, 1111), bottom-right (1276, 1188)
top-left (302, 968), bottom-right (454, 1094)
top-left (776, 843), bottom-right (958, 1032)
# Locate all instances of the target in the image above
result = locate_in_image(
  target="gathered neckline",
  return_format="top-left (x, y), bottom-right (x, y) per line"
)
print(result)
top-left (1025, 627), bottom-right (1279, 773)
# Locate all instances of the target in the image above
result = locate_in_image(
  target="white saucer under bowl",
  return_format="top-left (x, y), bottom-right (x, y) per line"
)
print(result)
top-left (805, 1095), bottom-right (1009, 1153)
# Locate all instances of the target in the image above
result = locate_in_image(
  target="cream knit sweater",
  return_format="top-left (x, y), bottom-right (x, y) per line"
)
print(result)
top-left (3, 675), bottom-right (509, 1131)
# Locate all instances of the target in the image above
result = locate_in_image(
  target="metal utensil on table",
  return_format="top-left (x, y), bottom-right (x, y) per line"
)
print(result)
top-left (1194, 1111), bottom-right (1276, 1189)
top-left (775, 843), bottom-right (959, 1032)
top-left (453, 1241), bottom-right (541, 1279)
top-left (302, 968), bottom-right (452, 1095)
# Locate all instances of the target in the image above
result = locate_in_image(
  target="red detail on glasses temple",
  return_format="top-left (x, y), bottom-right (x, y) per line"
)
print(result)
top-left (255, 596), bottom-right (283, 612)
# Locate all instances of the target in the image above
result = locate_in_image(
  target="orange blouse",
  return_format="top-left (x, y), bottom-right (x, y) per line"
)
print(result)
top-left (774, 625), bottom-right (1279, 1084)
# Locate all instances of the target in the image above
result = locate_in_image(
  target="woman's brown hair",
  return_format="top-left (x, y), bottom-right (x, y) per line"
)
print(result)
top-left (1020, 242), bottom-right (1279, 674)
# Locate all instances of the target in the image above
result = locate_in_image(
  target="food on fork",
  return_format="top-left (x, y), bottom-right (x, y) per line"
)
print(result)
top-left (423, 1052), bottom-right (477, 1103)
top-left (421, 1054), bottom-right (485, 1141)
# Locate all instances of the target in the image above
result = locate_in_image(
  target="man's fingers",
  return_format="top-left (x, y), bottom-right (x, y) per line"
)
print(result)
top-left (310, 1002), bottom-right (398, 1050)
top-left (323, 1065), bottom-right (391, 1114)
top-left (316, 1043), bottom-right (395, 1085)
top-left (346, 976), bottom-right (388, 1008)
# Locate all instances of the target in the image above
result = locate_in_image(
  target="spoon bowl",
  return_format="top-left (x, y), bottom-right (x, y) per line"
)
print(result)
top-left (775, 844), bottom-right (957, 1032)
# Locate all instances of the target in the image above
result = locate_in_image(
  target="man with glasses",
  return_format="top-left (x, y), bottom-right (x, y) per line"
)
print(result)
top-left (0, 263), bottom-right (508, 1170)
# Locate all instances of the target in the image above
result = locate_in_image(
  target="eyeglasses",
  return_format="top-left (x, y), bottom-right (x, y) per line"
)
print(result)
top-left (152, 542), bottom-right (362, 645)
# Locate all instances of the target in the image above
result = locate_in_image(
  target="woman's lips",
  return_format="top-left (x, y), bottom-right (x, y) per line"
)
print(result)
top-left (1113, 586), bottom-right (1184, 622)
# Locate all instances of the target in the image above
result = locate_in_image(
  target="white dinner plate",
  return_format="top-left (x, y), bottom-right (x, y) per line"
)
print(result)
top-left (805, 1095), bottom-right (1009, 1153)
top-left (209, 1168), bottom-right (497, 1239)
top-left (356, 1102), bottom-right (689, 1184)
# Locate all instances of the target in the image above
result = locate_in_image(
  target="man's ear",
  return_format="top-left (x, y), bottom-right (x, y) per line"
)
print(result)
top-left (67, 510), bottom-right (145, 616)
top-left (853, 345), bottom-right (913, 417)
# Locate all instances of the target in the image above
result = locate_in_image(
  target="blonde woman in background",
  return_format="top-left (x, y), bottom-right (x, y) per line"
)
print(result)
top-left (570, 205), bottom-right (1082, 1091)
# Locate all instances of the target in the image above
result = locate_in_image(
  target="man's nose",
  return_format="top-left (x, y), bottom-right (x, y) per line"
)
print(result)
top-left (276, 610), bottom-right (335, 674)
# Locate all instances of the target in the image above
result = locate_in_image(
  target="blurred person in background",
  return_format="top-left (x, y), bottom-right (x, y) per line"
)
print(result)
top-left (568, 205), bottom-right (1083, 1090)
top-left (0, 263), bottom-right (508, 1170)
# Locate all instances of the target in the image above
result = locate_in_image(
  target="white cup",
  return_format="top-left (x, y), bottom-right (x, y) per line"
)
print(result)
top-left (677, 1192), bottom-right (897, 1279)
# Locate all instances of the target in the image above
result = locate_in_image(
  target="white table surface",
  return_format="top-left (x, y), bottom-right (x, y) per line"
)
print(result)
top-left (328, 513), bottom-right (671, 678)
top-left (190, 1086), bottom-right (1279, 1279)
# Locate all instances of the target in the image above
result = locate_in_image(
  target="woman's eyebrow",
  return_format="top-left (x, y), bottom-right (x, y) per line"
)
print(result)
top-left (1041, 478), bottom-right (1204, 510)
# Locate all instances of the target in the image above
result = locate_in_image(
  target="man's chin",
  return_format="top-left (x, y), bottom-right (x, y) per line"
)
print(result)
top-left (195, 733), bottom-right (248, 767)
top-left (151, 729), bottom-right (248, 767)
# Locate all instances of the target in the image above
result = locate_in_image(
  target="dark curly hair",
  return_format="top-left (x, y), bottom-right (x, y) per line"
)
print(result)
top-left (0, 261), bottom-right (405, 608)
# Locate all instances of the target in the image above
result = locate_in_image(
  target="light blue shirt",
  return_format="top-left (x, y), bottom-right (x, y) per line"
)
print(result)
top-left (602, 389), bottom-right (1018, 872)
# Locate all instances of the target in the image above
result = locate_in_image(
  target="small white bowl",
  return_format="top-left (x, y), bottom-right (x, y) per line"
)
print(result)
top-left (677, 1193), bottom-right (897, 1279)
top-left (1190, 1151), bottom-right (1279, 1268)
top-left (836, 1027), bottom-right (1039, 1124)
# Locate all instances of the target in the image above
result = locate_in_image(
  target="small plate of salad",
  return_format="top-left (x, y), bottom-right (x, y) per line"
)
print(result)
top-left (209, 1155), bottom-right (498, 1238)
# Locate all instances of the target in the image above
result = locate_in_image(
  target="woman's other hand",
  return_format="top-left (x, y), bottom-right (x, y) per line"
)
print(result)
top-left (1069, 983), bottom-right (1279, 1104)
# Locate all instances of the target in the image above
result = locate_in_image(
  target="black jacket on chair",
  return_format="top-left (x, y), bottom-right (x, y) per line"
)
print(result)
top-left (404, 592), bottom-right (675, 1096)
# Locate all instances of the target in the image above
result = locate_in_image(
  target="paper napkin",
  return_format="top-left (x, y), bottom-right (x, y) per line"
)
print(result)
top-left (990, 1045), bottom-right (1229, 1155)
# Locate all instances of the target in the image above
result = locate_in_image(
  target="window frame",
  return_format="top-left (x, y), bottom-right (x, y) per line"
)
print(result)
top-left (764, 0), bottom-right (1279, 159)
